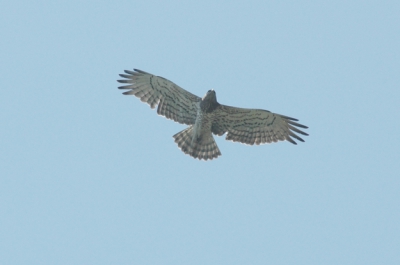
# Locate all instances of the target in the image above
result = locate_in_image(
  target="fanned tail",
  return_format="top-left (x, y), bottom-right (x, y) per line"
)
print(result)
top-left (173, 126), bottom-right (221, 161)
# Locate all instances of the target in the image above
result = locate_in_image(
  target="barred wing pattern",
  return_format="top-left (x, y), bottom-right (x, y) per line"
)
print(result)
top-left (118, 69), bottom-right (201, 125)
top-left (212, 105), bottom-right (308, 145)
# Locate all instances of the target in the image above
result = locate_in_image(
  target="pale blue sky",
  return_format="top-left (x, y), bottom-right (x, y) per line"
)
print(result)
top-left (1, 1), bottom-right (399, 264)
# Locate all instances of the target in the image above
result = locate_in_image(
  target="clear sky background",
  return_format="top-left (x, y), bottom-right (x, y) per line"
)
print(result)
top-left (1, 1), bottom-right (399, 264)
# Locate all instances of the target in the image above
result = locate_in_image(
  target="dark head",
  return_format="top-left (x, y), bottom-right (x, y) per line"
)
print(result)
top-left (201, 89), bottom-right (220, 113)
top-left (202, 89), bottom-right (217, 102)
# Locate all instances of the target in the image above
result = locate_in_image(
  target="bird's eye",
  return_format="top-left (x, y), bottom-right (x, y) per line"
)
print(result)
top-left (208, 90), bottom-right (211, 93)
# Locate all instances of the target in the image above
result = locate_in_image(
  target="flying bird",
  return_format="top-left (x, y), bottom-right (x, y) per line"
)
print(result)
top-left (117, 69), bottom-right (308, 160)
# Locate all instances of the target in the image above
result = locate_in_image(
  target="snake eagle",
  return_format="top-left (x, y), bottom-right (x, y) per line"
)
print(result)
top-left (118, 69), bottom-right (308, 160)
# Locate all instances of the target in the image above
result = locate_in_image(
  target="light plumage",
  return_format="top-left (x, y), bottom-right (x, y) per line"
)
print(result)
top-left (117, 69), bottom-right (308, 160)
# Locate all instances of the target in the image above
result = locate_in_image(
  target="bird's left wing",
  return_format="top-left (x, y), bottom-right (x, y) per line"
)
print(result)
top-left (211, 105), bottom-right (308, 145)
top-left (118, 69), bottom-right (201, 125)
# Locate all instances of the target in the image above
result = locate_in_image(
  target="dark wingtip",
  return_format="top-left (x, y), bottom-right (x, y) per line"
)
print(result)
top-left (133, 69), bottom-right (150, 74)
top-left (118, 85), bottom-right (131, 89)
top-left (286, 136), bottom-right (297, 145)
top-left (122, 91), bottom-right (133, 95)
top-left (281, 115), bottom-right (299, 121)
top-left (287, 120), bottom-right (308, 129)
top-left (123, 69), bottom-right (135, 75)
top-left (119, 74), bottom-right (132, 78)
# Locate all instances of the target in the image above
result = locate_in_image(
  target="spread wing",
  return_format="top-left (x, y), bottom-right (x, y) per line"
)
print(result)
top-left (211, 105), bottom-right (308, 145)
top-left (117, 69), bottom-right (201, 125)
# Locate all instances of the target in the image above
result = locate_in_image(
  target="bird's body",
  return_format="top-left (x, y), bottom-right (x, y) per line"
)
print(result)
top-left (118, 69), bottom-right (308, 160)
top-left (173, 90), bottom-right (221, 160)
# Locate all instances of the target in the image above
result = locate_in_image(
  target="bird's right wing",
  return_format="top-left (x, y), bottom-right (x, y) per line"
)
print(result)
top-left (212, 105), bottom-right (308, 145)
top-left (118, 69), bottom-right (201, 125)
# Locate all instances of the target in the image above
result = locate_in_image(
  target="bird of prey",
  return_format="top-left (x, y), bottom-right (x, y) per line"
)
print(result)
top-left (117, 69), bottom-right (308, 160)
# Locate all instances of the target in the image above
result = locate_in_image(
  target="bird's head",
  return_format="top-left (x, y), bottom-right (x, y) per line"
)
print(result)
top-left (203, 89), bottom-right (217, 103)
top-left (201, 89), bottom-right (220, 113)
